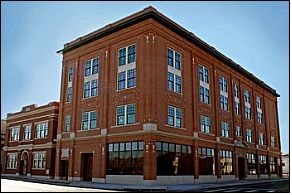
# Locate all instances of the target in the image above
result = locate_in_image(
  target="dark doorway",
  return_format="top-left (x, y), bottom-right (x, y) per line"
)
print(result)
top-left (82, 153), bottom-right (93, 181)
top-left (20, 152), bottom-right (28, 176)
top-left (238, 157), bottom-right (245, 180)
top-left (61, 160), bottom-right (69, 180)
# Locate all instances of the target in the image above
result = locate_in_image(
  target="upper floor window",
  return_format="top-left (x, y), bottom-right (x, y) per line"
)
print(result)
top-left (82, 111), bottom-right (97, 130)
top-left (117, 104), bottom-right (136, 125)
top-left (33, 153), bottom-right (46, 169)
top-left (10, 127), bottom-right (20, 141)
top-left (199, 65), bottom-right (209, 83)
top-left (119, 44), bottom-right (136, 66)
top-left (65, 115), bottom-right (71, 132)
top-left (118, 69), bottom-right (136, 90)
top-left (219, 77), bottom-right (228, 92)
top-left (256, 97), bottom-right (262, 109)
top-left (244, 90), bottom-right (250, 103)
top-left (66, 87), bottom-right (72, 103)
top-left (200, 86), bottom-right (210, 104)
top-left (271, 136), bottom-right (275, 148)
top-left (36, 122), bottom-right (48, 138)
top-left (259, 133), bottom-right (264, 145)
top-left (235, 126), bottom-right (241, 137)
top-left (220, 95), bottom-right (228, 111)
top-left (221, 122), bottom-right (230, 138)
top-left (234, 101), bottom-right (240, 115)
top-left (168, 73), bottom-right (181, 93)
top-left (7, 153), bottom-right (17, 169)
top-left (83, 79), bottom-right (98, 98)
top-left (257, 112), bottom-right (263, 124)
top-left (246, 129), bottom-right (252, 143)
top-left (168, 106), bottom-right (182, 128)
top-left (84, 58), bottom-right (99, 77)
top-left (245, 106), bottom-right (252, 119)
top-left (201, 115), bottom-right (211, 134)
top-left (234, 84), bottom-right (239, 98)
top-left (167, 48), bottom-right (181, 70)
top-left (23, 125), bottom-right (31, 140)
top-left (68, 66), bottom-right (73, 82)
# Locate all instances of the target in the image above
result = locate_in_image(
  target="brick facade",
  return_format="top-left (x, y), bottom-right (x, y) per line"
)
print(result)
top-left (55, 7), bottom-right (281, 184)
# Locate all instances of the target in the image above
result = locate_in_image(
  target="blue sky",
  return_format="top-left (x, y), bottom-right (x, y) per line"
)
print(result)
top-left (1, 2), bottom-right (289, 153)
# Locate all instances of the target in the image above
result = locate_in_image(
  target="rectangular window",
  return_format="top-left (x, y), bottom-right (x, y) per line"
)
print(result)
top-left (246, 129), bottom-right (252, 143)
top-left (82, 112), bottom-right (97, 130)
top-left (271, 136), bottom-right (275, 147)
top-left (84, 60), bottom-right (91, 77)
top-left (244, 90), bottom-right (250, 103)
top-left (117, 104), bottom-right (136, 126)
top-left (175, 52), bottom-right (181, 70)
top-left (236, 126), bottom-right (241, 137)
top-left (127, 69), bottom-right (136, 88)
top-left (68, 66), bottom-right (73, 82)
top-left (65, 115), bottom-right (71, 132)
top-left (257, 112), bottom-right (263, 124)
top-left (219, 77), bottom-right (228, 92)
top-left (119, 44), bottom-right (136, 66)
top-left (66, 87), bottom-right (72, 103)
top-left (128, 44), bottom-right (136, 64)
top-left (33, 153), bottom-right (46, 169)
top-left (10, 127), bottom-right (20, 141)
top-left (259, 133), bottom-right (264, 145)
top-left (118, 72), bottom-right (126, 90)
top-left (167, 48), bottom-right (174, 67)
top-left (91, 79), bottom-right (98, 96)
top-left (168, 106), bottom-right (182, 128)
top-left (235, 101), bottom-right (240, 115)
top-left (221, 122), bottom-right (230, 138)
top-left (118, 48), bottom-right (126, 66)
top-left (107, 141), bottom-right (143, 175)
top-left (198, 147), bottom-right (215, 175)
top-left (168, 48), bottom-right (181, 70)
top-left (256, 97), bottom-right (262, 109)
top-left (92, 58), bottom-right (99, 74)
top-left (234, 84), bottom-right (239, 98)
top-left (7, 154), bottom-right (17, 169)
top-left (270, 157), bottom-right (277, 174)
top-left (84, 58), bottom-right (99, 77)
top-left (245, 106), bottom-right (251, 119)
top-left (200, 86), bottom-right (210, 104)
top-left (220, 150), bottom-right (233, 175)
top-left (259, 155), bottom-right (268, 174)
top-left (200, 115), bottom-right (211, 134)
top-left (23, 125), bottom-right (31, 140)
top-left (36, 122), bottom-right (48, 138)
top-left (247, 153), bottom-right (256, 175)
top-left (199, 65), bottom-right (209, 83)
top-left (220, 96), bottom-right (228, 111)
top-left (83, 82), bottom-right (90, 98)
top-left (175, 75), bottom-right (182, 93)
top-left (168, 72), bottom-right (174, 91)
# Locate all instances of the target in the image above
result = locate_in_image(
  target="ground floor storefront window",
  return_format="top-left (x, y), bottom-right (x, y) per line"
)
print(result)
top-left (259, 155), bottom-right (268, 174)
top-left (198, 147), bottom-right (215, 175)
top-left (247, 153), bottom-right (256, 175)
top-left (220, 150), bottom-right (233, 175)
top-left (156, 141), bottom-right (192, 175)
top-left (107, 141), bottom-right (143, 175)
top-left (270, 156), bottom-right (277, 174)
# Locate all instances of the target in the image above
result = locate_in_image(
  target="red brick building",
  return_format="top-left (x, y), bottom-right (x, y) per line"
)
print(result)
top-left (55, 7), bottom-right (281, 184)
top-left (3, 102), bottom-right (59, 178)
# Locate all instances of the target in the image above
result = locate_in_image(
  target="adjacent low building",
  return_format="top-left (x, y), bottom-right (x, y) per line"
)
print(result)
top-left (2, 102), bottom-right (59, 178)
top-left (54, 6), bottom-right (282, 185)
top-left (1, 119), bottom-right (6, 173)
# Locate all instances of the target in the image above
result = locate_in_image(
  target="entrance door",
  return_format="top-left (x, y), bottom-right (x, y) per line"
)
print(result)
top-left (61, 160), bottom-right (68, 180)
top-left (82, 153), bottom-right (93, 181)
top-left (238, 157), bottom-right (245, 180)
top-left (20, 153), bottom-right (28, 176)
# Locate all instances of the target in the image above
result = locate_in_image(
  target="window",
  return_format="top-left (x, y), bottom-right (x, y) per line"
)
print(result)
top-left (246, 129), bottom-right (252, 143)
top-left (84, 58), bottom-right (99, 77)
top-left (220, 150), bottom-right (233, 175)
top-left (259, 155), bottom-right (267, 174)
top-left (221, 122), bottom-right (230, 138)
top-left (271, 136), bottom-right (275, 148)
top-left (116, 104), bottom-right (136, 126)
top-left (66, 87), bottom-right (72, 103)
top-left (244, 90), bottom-right (250, 103)
top-left (270, 157), bottom-right (277, 174)
top-left (36, 122), bottom-right (48, 138)
top-left (23, 125), bottom-right (31, 140)
top-left (257, 112), bottom-right (263, 124)
top-left (245, 106), bottom-right (251, 119)
top-left (10, 127), bottom-right (20, 141)
top-left (198, 147), bottom-right (215, 175)
top-left (156, 141), bottom-right (192, 175)
top-left (65, 115), bottom-right (71, 132)
top-left (219, 77), bottom-right (228, 92)
top-left (199, 65), bottom-right (209, 83)
top-left (167, 48), bottom-right (181, 70)
top-left (83, 80), bottom-right (98, 98)
top-left (247, 153), bottom-right (256, 175)
top-left (168, 106), bottom-right (182, 128)
top-left (175, 75), bottom-right (182, 93)
top-left (68, 66), bottom-right (73, 82)
top-left (234, 84), bottom-right (239, 98)
top-left (259, 133), bottom-right (264, 145)
top-left (83, 82), bottom-right (90, 98)
top-left (168, 72), bottom-right (174, 91)
top-left (234, 101), bottom-right (240, 115)
top-left (107, 141), bottom-right (143, 175)
top-left (118, 44), bottom-right (136, 66)
top-left (256, 97), bottom-right (262, 109)
top-left (117, 69), bottom-right (136, 90)
top-left (200, 115), bottom-right (211, 134)
top-left (235, 126), bottom-right (241, 137)
top-left (220, 95), bottom-right (228, 111)
top-left (33, 153), bottom-right (46, 169)
top-left (200, 86), bottom-right (210, 104)
top-left (7, 154), bottom-right (17, 169)
top-left (91, 79), bottom-right (98, 96)
top-left (81, 111), bottom-right (97, 130)
top-left (256, 97), bottom-right (263, 124)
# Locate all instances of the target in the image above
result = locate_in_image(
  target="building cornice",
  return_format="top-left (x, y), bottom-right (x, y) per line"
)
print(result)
top-left (57, 6), bottom-right (279, 97)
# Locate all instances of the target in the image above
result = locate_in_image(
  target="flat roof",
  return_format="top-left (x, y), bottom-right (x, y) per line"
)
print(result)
top-left (57, 6), bottom-right (279, 97)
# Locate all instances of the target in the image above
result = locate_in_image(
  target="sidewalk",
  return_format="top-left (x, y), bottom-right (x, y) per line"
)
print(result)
top-left (1, 175), bottom-right (287, 192)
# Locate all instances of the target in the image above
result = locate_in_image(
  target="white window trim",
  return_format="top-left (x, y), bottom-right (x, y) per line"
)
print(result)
top-left (199, 65), bottom-right (209, 85)
top-left (32, 152), bottom-right (46, 169)
top-left (221, 122), bottom-right (230, 138)
top-left (7, 153), bottom-right (18, 169)
top-left (81, 111), bottom-right (97, 130)
top-left (168, 106), bottom-right (183, 128)
top-left (9, 126), bottom-right (20, 142)
top-left (201, 115), bottom-right (211, 134)
top-left (246, 129), bottom-right (252, 143)
top-left (35, 122), bottom-right (49, 139)
top-left (117, 68), bottom-right (136, 91)
top-left (23, 125), bottom-right (32, 140)
top-left (84, 57), bottom-right (99, 78)
top-left (83, 77), bottom-right (98, 99)
top-left (116, 104), bottom-right (136, 126)
top-left (118, 44), bottom-right (136, 66)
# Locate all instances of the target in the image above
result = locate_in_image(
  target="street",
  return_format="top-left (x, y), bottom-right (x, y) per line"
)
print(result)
top-left (1, 179), bottom-right (117, 192)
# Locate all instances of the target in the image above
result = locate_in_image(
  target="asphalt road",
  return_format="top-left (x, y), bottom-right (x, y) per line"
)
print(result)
top-left (193, 179), bottom-right (290, 193)
top-left (1, 179), bottom-right (117, 192)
